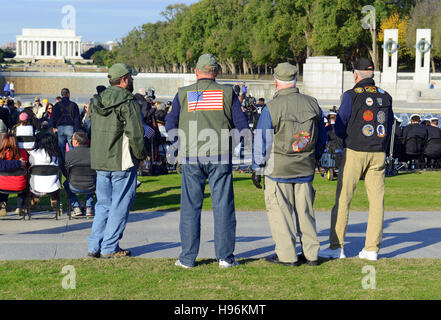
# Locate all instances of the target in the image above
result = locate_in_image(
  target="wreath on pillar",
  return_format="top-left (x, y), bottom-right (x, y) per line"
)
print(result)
top-left (416, 39), bottom-right (432, 54)
top-left (383, 40), bottom-right (400, 54)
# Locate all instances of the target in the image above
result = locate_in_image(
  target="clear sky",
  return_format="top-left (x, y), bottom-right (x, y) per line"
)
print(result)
top-left (0, 0), bottom-right (199, 45)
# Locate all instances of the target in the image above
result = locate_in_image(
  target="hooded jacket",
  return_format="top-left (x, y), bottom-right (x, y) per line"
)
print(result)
top-left (90, 86), bottom-right (146, 171)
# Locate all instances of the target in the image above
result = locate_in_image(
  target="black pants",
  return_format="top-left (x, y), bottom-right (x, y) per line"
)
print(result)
top-left (0, 192), bottom-right (26, 209)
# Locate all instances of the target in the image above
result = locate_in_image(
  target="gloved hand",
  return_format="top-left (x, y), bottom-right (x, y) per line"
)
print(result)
top-left (251, 172), bottom-right (262, 189)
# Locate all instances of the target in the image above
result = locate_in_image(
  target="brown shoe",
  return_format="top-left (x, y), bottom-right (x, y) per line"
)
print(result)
top-left (30, 196), bottom-right (40, 209)
top-left (101, 249), bottom-right (131, 259)
top-left (0, 202), bottom-right (6, 216)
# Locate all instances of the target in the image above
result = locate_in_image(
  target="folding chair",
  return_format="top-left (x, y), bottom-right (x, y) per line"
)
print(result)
top-left (0, 167), bottom-right (28, 220)
top-left (27, 165), bottom-right (62, 220)
top-left (65, 164), bottom-right (96, 220)
top-left (16, 135), bottom-right (36, 151)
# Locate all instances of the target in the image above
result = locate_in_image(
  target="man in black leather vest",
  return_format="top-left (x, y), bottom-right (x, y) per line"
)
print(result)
top-left (320, 58), bottom-right (394, 261)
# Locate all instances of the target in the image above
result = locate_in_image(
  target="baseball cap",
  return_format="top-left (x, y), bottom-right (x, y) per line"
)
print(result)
top-left (196, 54), bottom-right (219, 72)
top-left (273, 62), bottom-right (298, 81)
top-left (108, 63), bottom-right (138, 80)
top-left (353, 58), bottom-right (374, 71)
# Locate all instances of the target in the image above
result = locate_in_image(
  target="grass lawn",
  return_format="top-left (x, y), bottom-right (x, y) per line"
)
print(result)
top-left (0, 258), bottom-right (440, 300)
top-left (5, 170), bottom-right (441, 213)
top-left (132, 170), bottom-right (441, 212)
top-left (2, 170), bottom-right (441, 301)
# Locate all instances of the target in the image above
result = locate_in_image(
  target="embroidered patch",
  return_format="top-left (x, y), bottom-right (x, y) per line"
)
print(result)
top-left (363, 110), bottom-right (374, 122)
top-left (187, 90), bottom-right (223, 112)
top-left (378, 88), bottom-right (385, 94)
top-left (292, 131), bottom-right (311, 152)
top-left (366, 97), bottom-right (374, 107)
top-left (354, 87), bottom-right (364, 94)
top-left (377, 98), bottom-right (383, 106)
top-left (362, 125), bottom-right (374, 137)
top-left (365, 86), bottom-right (377, 93)
top-left (377, 125), bottom-right (386, 138)
top-left (377, 111), bottom-right (386, 124)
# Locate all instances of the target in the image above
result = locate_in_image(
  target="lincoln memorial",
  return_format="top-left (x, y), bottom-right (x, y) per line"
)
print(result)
top-left (15, 28), bottom-right (83, 61)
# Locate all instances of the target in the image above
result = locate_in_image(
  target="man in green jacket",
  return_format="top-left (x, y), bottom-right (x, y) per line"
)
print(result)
top-left (87, 63), bottom-right (147, 259)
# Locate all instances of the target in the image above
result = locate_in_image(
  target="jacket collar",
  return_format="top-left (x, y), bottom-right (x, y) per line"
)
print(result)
top-left (274, 87), bottom-right (299, 99)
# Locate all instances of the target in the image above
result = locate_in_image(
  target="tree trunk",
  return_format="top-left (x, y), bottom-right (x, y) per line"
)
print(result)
top-left (243, 58), bottom-right (249, 75)
top-left (432, 59), bottom-right (436, 73)
top-left (226, 58), bottom-right (236, 75)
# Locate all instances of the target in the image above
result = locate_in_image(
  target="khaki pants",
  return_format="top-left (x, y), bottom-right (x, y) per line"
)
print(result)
top-left (330, 148), bottom-right (386, 252)
top-left (264, 177), bottom-right (320, 262)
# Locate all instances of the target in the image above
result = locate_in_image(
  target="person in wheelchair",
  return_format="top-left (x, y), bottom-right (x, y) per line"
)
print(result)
top-left (324, 110), bottom-right (344, 168)
top-left (0, 134), bottom-right (29, 216)
top-left (424, 117), bottom-right (441, 168)
top-left (402, 114), bottom-right (427, 169)
top-left (63, 131), bottom-right (96, 217)
top-left (28, 132), bottom-right (62, 211)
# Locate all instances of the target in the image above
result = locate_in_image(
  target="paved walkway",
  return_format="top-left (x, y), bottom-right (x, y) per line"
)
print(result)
top-left (0, 211), bottom-right (440, 260)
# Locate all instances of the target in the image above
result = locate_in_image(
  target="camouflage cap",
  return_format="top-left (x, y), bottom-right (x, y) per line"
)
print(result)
top-left (196, 54), bottom-right (219, 72)
top-left (108, 63), bottom-right (138, 80)
top-left (274, 62), bottom-right (298, 81)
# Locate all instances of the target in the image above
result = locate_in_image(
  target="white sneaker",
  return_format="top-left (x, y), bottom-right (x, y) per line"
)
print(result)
top-left (319, 247), bottom-right (346, 259)
top-left (72, 207), bottom-right (83, 217)
top-left (358, 249), bottom-right (378, 261)
top-left (174, 259), bottom-right (193, 269)
top-left (219, 259), bottom-right (239, 268)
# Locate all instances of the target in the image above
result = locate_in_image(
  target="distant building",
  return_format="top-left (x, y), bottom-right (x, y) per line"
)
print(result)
top-left (82, 41), bottom-right (96, 53)
top-left (16, 28), bottom-right (83, 61)
top-left (104, 41), bottom-right (118, 51)
top-left (4, 42), bottom-right (16, 50)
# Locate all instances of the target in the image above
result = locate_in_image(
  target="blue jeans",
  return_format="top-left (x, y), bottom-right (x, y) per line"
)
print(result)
top-left (57, 125), bottom-right (74, 158)
top-left (87, 165), bottom-right (138, 255)
top-left (179, 163), bottom-right (236, 267)
top-left (63, 180), bottom-right (94, 208)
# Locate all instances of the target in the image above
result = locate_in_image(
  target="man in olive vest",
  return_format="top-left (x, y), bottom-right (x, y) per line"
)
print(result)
top-left (319, 58), bottom-right (394, 261)
top-left (165, 54), bottom-right (249, 269)
top-left (252, 62), bottom-right (327, 266)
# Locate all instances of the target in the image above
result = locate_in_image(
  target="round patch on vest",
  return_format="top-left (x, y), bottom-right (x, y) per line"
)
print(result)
top-left (366, 97), bottom-right (374, 107)
top-left (377, 125), bottom-right (386, 138)
top-left (292, 131), bottom-right (311, 153)
top-left (362, 124), bottom-right (374, 137)
top-left (377, 111), bottom-right (386, 124)
top-left (363, 110), bottom-right (374, 122)
top-left (354, 87), bottom-right (364, 94)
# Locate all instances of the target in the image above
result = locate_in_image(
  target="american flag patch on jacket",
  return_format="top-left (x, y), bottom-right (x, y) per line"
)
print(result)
top-left (187, 90), bottom-right (223, 112)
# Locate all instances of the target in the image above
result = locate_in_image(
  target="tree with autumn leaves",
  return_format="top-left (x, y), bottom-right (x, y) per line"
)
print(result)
top-left (94, 0), bottom-right (440, 74)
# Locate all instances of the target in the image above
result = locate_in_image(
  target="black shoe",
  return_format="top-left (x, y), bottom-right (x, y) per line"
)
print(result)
top-left (265, 254), bottom-right (301, 267)
top-left (87, 251), bottom-right (100, 258)
top-left (297, 253), bottom-right (320, 266)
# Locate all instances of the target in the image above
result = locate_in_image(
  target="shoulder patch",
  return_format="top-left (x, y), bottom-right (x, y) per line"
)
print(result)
top-left (354, 88), bottom-right (364, 94)
top-left (365, 86), bottom-right (377, 93)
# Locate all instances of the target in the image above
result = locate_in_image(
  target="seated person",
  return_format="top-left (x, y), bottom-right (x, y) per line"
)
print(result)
top-left (63, 131), bottom-right (96, 217)
top-left (0, 134), bottom-right (29, 216)
top-left (402, 114), bottom-right (427, 157)
top-left (28, 132), bottom-right (62, 210)
top-left (12, 112), bottom-right (35, 151)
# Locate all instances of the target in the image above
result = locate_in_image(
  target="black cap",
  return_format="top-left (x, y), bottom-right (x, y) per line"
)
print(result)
top-left (353, 58), bottom-right (374, 71)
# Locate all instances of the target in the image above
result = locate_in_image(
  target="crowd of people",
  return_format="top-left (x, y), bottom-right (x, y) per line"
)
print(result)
top-left (0, 54), bottom-right (437, 266)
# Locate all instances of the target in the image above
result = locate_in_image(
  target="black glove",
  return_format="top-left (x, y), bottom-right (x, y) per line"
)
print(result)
top-left (251, 172), bottom-right (262, 189)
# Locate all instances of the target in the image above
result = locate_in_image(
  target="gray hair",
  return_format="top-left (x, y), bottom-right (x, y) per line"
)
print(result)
top-left (275, 77), bottom-right (297, 87)
top-left (354, 70), bottom-right (374, 80)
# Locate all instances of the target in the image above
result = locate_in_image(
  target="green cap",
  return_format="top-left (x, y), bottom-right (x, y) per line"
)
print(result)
top-left (196, 54), bottom-right (219, 72)
top-left (274, 62), bottom-right (298, 81)
top-left (108, 63), bottom-right (138, 80)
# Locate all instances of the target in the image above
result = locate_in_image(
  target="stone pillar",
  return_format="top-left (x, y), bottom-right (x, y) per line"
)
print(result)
top-left (414, 29), bottom-right (431, 90)
top-left (302, 56), bottom-right (343, 101)
top-left (381, 29), bottom-right (398, 88)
